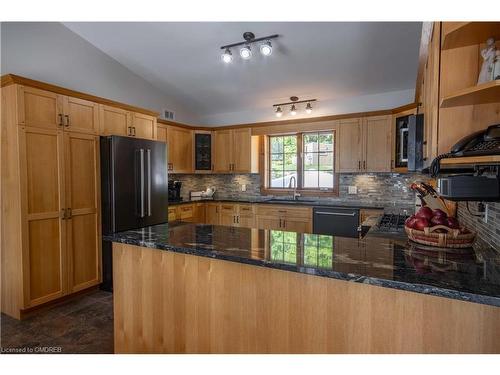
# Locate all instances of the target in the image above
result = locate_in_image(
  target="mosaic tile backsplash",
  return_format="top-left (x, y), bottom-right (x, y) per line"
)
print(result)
top-left (458, 202), bottom-right (500, 250)
top-left (169, 173), bottom-right (432, 213)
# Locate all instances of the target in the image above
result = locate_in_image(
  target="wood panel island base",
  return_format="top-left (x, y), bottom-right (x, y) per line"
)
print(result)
top-left (112, 242), bottom-right (500, 354)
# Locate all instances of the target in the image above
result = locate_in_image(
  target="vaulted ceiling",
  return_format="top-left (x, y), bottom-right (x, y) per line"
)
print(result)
top-left (64, 22), bottom-right (422, 124)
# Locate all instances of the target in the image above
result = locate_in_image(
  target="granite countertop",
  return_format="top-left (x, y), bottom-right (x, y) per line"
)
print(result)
top-left (168, 197), bottom-right (388, 210)
top-left (104, 222), bottom-right (500, 307)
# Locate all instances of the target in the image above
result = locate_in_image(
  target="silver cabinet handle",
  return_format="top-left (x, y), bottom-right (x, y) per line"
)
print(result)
top-left (146, 149), bottom-right (151, 216)
top-left (139, 149), bottom-right (145, 218)
top-left (64, 115), bottom-right (70, 127)
top-left (315, 211), bottom-right (356, 216)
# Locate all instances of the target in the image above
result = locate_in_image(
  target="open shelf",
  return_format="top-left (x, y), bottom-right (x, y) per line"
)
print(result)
top-left (442, 22), bottom-right (500, 50)
top-left (440, 155), bottom-right (500, 166)
top-left (440, 80), bottom-right (500, 108)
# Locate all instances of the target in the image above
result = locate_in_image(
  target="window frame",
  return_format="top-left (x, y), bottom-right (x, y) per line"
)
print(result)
top-left (262, 130), bottom-right (339, 196)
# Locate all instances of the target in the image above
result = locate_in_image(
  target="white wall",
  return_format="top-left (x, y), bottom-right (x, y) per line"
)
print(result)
top-left (198, 88), bottom-right (415, 126)
top-left (0, 22), bottom-right (198, 123)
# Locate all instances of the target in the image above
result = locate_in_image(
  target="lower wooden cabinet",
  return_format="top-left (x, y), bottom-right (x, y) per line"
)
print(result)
top-left (255, 204), bottom-right (313, 232)
top-left (205, 203), bottom-right (220, 224)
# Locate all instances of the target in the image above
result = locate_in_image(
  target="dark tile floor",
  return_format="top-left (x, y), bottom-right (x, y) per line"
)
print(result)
top-left (0, 290), bottom-right (113, 354)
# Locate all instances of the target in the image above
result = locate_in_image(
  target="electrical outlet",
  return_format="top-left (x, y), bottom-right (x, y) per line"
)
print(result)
top-left (348, 186), bottom-right (357, 195)
top-left (241, 184), bottom-right (247, 192)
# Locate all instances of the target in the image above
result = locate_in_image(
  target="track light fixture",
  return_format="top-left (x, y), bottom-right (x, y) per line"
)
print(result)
top-left (272, 97), bottom-right (317, 117)
top-left (220, 32), bottom-right (279, 63)
top-left (221, 48), bottom-right (233, 64)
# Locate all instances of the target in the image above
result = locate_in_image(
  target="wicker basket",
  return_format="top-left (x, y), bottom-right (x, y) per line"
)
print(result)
top-left (404, 224), bottom-right (476, 248)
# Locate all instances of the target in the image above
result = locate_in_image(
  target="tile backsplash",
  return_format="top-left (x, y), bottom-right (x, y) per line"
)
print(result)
top-left (457, 202), bottom-right (500, 250)
top-left (170, 172), bottom-right (431, 213)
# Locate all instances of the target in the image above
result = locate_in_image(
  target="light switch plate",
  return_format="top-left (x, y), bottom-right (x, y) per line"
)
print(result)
top-left (241, 184), bottom-right (247, 192)
top-left (348, 186), bottom-right (357, 195)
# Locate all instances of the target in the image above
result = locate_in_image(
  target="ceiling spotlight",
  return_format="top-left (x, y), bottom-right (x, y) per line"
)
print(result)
top-left (275, 106), bottom-right (283, 117)
top-left (290, 104), bottom-right (297, 116)
top-left (260, 40), bottom-right (273, 56)
top-left (305, 102), bottom-right (313, 114)
top-left (240, 45), bottom-right (252, 60)
top-left (221, 48), bottom-right (233, 64)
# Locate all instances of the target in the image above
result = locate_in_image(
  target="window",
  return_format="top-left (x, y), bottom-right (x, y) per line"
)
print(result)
top-left (269, 230), bottom-right (298, 264)
top-left (267, 131), bottom-right (336, 193)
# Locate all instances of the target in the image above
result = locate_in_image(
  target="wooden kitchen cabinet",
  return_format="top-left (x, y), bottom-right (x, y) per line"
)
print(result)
top-left (167, 125), bottom-right (194, 173)
top-left (17, 86), bottom-right (62, 130)
top-left (20, 126), bottom-right (66, 306)
top-left (213, 128), bottom-right (258, 173)
top-left (99, 104), bottom-right (131, 137)
top-left (337, 118), bottom-right (364, 172)
top-left (131, 112), bottom-right (156, 140)
top-left (205, 203), bottom-right (220, 224)
top-left (62, 96), bottom-right (100, 135)
top-left (255, 204), bottom-right (312, 232)
top-left (219, 203), bottom-right (237, 226)
top-left (64, 132), bottom-right (101, 293)
top-left (363, 115), bottom-right (392, 172)
top-left (168, 207), bottom-right (177, 221)
top-left (338, 116), bottom-right (392, 172)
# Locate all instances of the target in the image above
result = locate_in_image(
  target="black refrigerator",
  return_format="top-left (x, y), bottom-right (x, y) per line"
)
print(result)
top-left (100, 135), bottom-right (168, 291)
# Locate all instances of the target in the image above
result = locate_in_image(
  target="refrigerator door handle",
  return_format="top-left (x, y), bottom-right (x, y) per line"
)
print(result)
top-left (146, 149), bottom-right (151, 216)
top-left (139, 149), bottom-right (145, 218)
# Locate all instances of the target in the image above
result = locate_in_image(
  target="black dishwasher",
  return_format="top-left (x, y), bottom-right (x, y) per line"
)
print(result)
top-left (313, 207), bottom-right (360, 237)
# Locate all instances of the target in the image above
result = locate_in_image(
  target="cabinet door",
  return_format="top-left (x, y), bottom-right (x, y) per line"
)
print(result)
top-left (64, 132), bottom-right (101, 293)
top-left (238, 205), bottom-right (255, 228)
top-left (18, 86), bottom-right (63, 130)
top-left (231, 128), bottom-right (252, 172)
top-left (213, 129), bottom-right (232, 172)
top-left (167, 126), bottom-right (193, 173)
top-left (157, 125), bottom-right (168, 143)
top-left (133, 112), bottom-right (156, 140)
top-left (255, 215), bottom-right (281, 230)
top-left (283, 217), bottom-right (311, 233)
top-left (178, 204), bottom-right (194, 221)
top-left (205, 203), bottom-right (220, 224)
top-left (337, 118), bottom-right (363, 173)
top-left (63, 96), bottom-right (99, 134)
top-left (364, 116), bottom-right (392, 172)
top-left (192, 203), bottom-right (206, 223)
top-left (19, 127), bottom-right (66, 307)
top-left (220, 204), bottom-right (237, 226)
top-left (99, 105), bottom-right (131, 136)
top-left (168, 207), bottom-right (177, 222)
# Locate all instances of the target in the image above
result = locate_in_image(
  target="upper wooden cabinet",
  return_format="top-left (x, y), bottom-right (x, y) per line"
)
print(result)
top-left (131, 112), bottom-right (156, 140)
top-left (337, 116), bottom-right (392, 173)
top-left (213, 128), bottom-right (259, 173)
top-left (337, 118), bottom-right (364, 173)
top-left (62, 96), bottom-right (99, 134)
top-left (363, 116), bottom-right (392, 172)
top-left (18, 86), bottom-right (100, 134)
top-left (99, 105), bottom-right (131, 136)
top-left (166, 125), bottom-right (193, 173)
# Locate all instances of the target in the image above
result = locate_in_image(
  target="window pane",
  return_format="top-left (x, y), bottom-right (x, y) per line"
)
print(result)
top-left (283, 231), bottom-right (297, 244)
top-left (283, 243), bottom-right (297, 264)
top-left (303, 134), bottom-right (318, 153)
top-left (319, 152), bottom-right (333, 170)
top-left (318, 170), bottom-right (334, 188)
top-left (303, 234), bottom-right (317, 247)
top-left (283, 171), bottom-right (297, 188)
top-left (271, 171), bottom-right (284, 188)
top-left (283, 136), bottom-right (297, 153)
top-left (303, 153), bottom-right (318, 170)
top-left (303, 171), bottom-right (319, 188)
top-left (283, 153), bottom-right (297, 171)
top-left (271, 137), bottom-right (283, 153)
top-left (319, 133), bottom-right (333, 152)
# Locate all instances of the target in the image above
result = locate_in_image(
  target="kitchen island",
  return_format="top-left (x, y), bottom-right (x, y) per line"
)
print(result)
top-left (105, 222), bottom-right (500, 354)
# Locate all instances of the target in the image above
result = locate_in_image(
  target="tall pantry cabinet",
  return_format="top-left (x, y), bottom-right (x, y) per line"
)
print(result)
top-left (1, 85), bottom-right (101, 318)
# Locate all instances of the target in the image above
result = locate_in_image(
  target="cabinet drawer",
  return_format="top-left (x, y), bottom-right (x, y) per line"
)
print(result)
top-left (255, 204), bottom-right (311, 218)
top-left (220, 204), bottom-right (237, 213)
top-left (179, 205), bottom-right (194, 220)
top-left (168, 207), bottom-right (177, 221)
top-left (238, 204), bottom-right (254, 216)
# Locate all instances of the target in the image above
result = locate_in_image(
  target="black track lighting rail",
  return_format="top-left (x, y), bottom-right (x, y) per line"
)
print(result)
top-left (273, 99), bottom-right (317, 107)
top-left (220, 34), bottom-right (279, 50)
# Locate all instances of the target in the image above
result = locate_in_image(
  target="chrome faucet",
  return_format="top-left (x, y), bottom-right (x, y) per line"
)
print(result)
top-left (288, 176), bottom-right (301, 200)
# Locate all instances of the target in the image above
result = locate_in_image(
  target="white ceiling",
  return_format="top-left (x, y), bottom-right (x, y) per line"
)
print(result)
top-left (64, 22), bottom-right (422, 124)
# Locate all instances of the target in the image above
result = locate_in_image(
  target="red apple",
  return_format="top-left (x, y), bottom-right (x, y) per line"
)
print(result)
top-left (431, 215), bottom-right (447, 226)
top-left (414, 217), bottom-right (430, 231)
top-left (405, 215), bottom-right (417, 229)
top-left (446, 217), bottom-right (460, 229)
top-left (416, 206), bottom-right (433, 221)
top-left (432, 209), bottom-right (448, 218)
